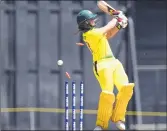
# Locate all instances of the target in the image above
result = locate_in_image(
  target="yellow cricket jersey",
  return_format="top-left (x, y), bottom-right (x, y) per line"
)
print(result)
top-left (83, 28), bottom-right (115, 62)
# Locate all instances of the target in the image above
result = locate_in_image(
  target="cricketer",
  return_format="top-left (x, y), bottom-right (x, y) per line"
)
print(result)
top-left (76, 10), bottom-right (135, 130)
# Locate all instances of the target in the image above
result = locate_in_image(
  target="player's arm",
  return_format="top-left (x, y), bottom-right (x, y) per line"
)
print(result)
top-left (96, 18), bottom-right (118, 35)
top-left (105, 23), bottom-right (120, 39)
top-left (106, 12), bottom-right (128, 39)
top-left (97, 11), bottom-right (128, 39)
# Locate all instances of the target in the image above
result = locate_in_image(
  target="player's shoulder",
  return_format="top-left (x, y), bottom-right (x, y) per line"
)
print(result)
top-left (83, 28), bottom-right (103, 42)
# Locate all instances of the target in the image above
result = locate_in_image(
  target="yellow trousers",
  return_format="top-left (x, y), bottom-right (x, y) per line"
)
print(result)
top-left (93, 58), bottom-right (129, 92)
top-left (94, 58), bottom-right (134, 129)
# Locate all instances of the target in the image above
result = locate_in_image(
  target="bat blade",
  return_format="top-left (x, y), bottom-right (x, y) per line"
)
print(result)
top-left (97, 1), bottom-right (119, 16)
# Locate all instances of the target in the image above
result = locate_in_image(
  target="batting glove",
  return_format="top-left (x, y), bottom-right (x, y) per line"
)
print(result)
top-left (114, 11), bottom-right (128, 29)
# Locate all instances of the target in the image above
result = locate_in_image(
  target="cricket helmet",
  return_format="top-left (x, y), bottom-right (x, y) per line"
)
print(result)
top-left (76, 10), bottom-right (98, 31)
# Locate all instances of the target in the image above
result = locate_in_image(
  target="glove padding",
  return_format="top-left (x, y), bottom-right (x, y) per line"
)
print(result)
top-left (118, 19), bottom-right (128, 29)
top-left (114, 11), bottom-right (128, 29)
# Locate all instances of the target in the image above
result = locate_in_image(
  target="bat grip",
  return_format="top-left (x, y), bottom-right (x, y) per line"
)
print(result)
top-left (112, 10), bottom-right (120, 15)
top-left (112, 11), bottom-right (122, 22)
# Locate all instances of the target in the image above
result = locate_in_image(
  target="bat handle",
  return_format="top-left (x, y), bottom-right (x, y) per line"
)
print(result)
top-left (112, 11), bottom-right (122, 22)
top-left (112, 10), bottom-right (120, 15)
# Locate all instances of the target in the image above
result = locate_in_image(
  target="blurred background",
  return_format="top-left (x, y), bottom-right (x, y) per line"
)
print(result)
top-left (0, 0), bottom-right (166, 130)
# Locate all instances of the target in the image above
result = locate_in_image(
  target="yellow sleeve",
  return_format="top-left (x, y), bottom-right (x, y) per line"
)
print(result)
top-left (83, 29), bottom-right (104, 44)
top-left (83, 29), bottom-right (106, 54)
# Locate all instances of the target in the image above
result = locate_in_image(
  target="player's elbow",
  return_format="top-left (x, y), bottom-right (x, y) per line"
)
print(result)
top-left (106, 26), bottom-right (120, 39)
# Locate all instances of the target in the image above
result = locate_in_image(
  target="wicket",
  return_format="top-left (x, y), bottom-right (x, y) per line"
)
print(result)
top-left (65, 81), bottom-right (84, 130)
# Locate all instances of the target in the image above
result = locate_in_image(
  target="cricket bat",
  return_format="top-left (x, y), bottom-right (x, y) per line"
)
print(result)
top-left (97, 0), bottom-right (119, 16)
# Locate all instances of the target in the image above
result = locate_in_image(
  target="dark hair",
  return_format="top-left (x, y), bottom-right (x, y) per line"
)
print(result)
top-left (78, 20), bottom-right (93, 32)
